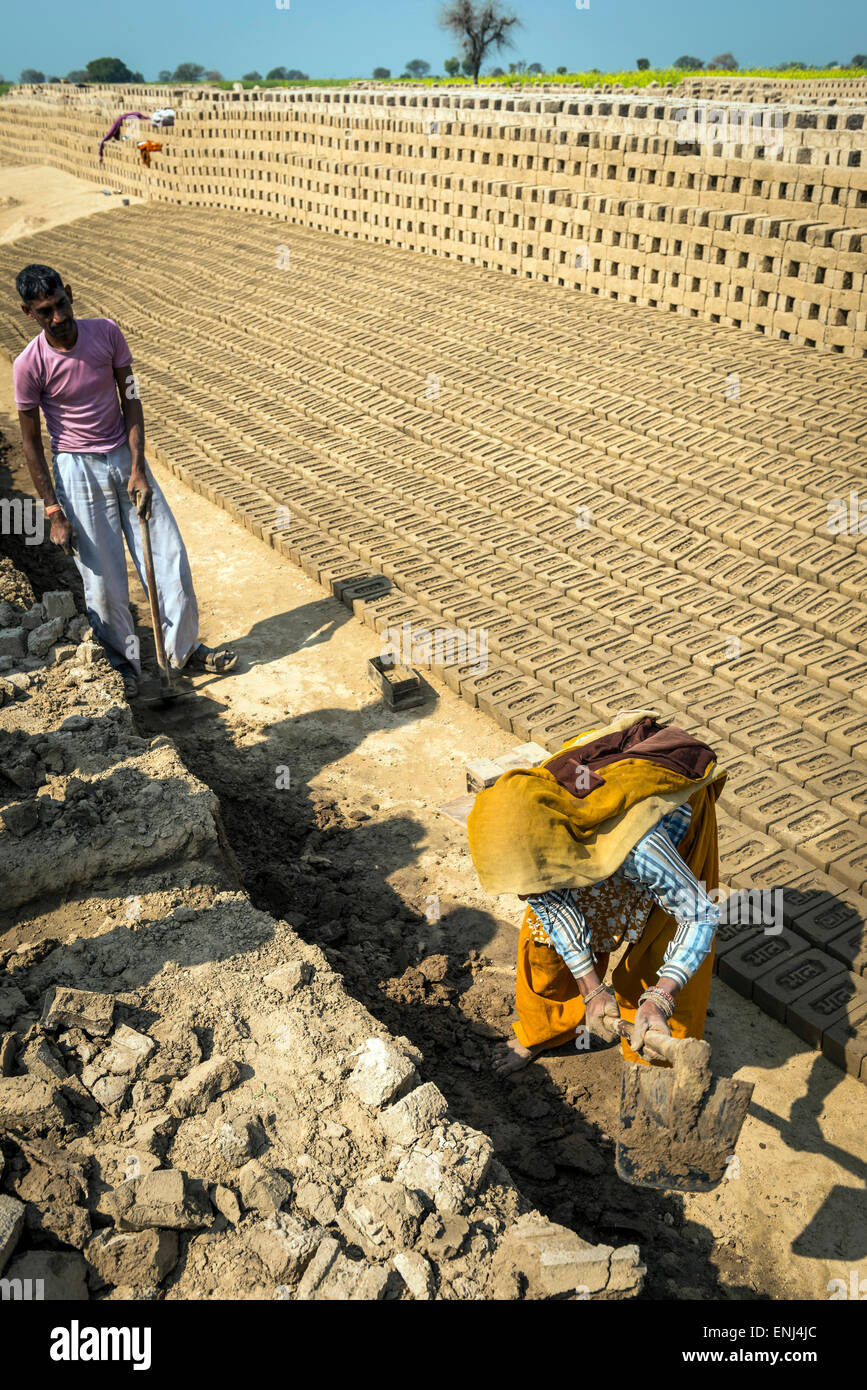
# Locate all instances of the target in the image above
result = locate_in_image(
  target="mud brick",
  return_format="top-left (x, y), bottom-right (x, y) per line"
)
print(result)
top-left (594, 637), bottom-right (648, 672)
top-left (821, 1001), bottom-right (867, 1078)
top-left (710, 919), bottom-right (762, 972)
top-left (494, 742), bottom-right (550, 773)
top-left (502, 690), bottom-right (570, 741)
top-left (475, 674), bottom-right (537, 720)
top-left (830, 604), bottom-right (867, 653)
top-left (718, 928), bottom-right (810, 1000)
top-left (735, 768), bottom-right (805, 833)
top-left (362, 594), bottom-right (412, 634)
top-left (749, 787), bottom-right (848, 849)
top-left (551, 658), bottom-right (604, 702)
top-left (727, 651), bottom-right (783, 699)
top-left (763, 729), bottom-right (823, 772)
top-left (434, 651), bottom-right (485, 693)
top-left (423, 580), bottom-right (471, 613)
top-left (826, 710), bottom-right (867, 758)
top-left (509, 692), bottom-right (571, 742)
top-left (727, 846), bottom-right (815, 899)
top-left (629, 605), bottom-right (678, 641)
top-left (586, 681), bottom-right (652, 721)
top-left (772, 738), bottom-right (838, 787)
top-left (799, 755), bottom-right (867, 825)
top-left (296, 543), bottom-right (349, 584)
top-left (444, 598), bottom-right (501, 629)
top-left (534, 654), bottom-right (588, 690)
top-left (696, 696), bottom-right (767, 743)
top-left (753, 947), bottom-right (846, 1025)
top-left (494, 579), bottom-right (543, 611)
top-left (826, 915), bottom-right (867, 976)
top-left (721, 829), bottom-right (781, 880)
top-left (533, 709), bottom-right (595, 754)
top-left (534, 600), bottom-right (586, 639)
top-left (520, 593), bottom-right (571, 626)
top-left (719, 881), bottom-right (791, 937)
top-left (809, 821), bottom-right (867, 892)
top-left (784, 880), bottom-right (863, 943)
top-left (333, 575), bottom-right (392, 606)
top-left (717, 752), bottom-right (770, 800)
top-left (511, 641), bottom-right (564, 679)
top-left (640, 654), bottom-right (694, 696)
top-left (668, 627), bottom-right (721, 666)
top-left (787, 692), bottom-right (863, 746)
top-left (466, 757), bottom-right (507, 793)
top-left (806, 649), bottom-right (867, 698)
top-left (374, 602), bottom-right (426, 640)
top-left (760, 628), bottom-right (829, 672)
top-left (788, 969), bottom-right (867, 1048)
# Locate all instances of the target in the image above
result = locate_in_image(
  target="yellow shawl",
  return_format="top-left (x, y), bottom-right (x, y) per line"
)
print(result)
top-left (467, 710), bottom-right (726, 896)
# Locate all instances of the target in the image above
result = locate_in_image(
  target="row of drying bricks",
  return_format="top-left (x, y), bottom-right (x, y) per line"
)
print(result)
top-left (145, 425), bottom-right (867, 863)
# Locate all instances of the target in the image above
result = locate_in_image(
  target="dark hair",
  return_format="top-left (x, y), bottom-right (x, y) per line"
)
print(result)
top-left (15, 264), bottom-right (65, 305)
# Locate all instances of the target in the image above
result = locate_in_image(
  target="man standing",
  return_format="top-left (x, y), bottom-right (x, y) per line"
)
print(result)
top-left (12, 263), bottom-right (237, 699)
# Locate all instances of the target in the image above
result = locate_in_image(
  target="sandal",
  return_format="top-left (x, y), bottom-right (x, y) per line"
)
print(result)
top-left (122, 673), bottom-right (139, 700)
top-left (186, 643), bottom-right (238, 675)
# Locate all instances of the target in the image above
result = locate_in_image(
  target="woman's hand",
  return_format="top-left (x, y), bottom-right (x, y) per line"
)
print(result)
top-left (631, 999), bottom-right (672, 1060)
top-left (584, 987), bottom-right (622, 1042)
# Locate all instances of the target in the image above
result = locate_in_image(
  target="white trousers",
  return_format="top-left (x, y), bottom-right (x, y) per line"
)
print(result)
top-left (52, 442), bottom-right (199, 673)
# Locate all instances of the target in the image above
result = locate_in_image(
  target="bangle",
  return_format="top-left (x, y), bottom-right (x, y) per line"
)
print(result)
top-left (583, 982), bottom-right (613, 1005)
top-left (44, 503), bottom-right (64, 517)
top-left (638, 987), bottom-right (675, 1020)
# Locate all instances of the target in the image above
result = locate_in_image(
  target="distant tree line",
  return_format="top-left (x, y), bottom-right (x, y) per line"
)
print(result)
top-left (13, 57), bottom-right (307, 86)
top-left (672, 53), bottom-right (867, 71)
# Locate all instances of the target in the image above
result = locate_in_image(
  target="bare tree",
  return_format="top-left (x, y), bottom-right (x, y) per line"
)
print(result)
top-left (438, 1), bottom-right (521, 85)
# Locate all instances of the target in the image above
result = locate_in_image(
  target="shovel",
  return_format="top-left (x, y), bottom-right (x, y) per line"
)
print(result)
top-left (135, 492), bottom-right (184, 706)
top-left (610, 1022), bottom-right (754, 1192)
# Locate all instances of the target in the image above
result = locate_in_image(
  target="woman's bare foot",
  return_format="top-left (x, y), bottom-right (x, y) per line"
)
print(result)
top-left (492, 1036), bottom-right (549, 1076)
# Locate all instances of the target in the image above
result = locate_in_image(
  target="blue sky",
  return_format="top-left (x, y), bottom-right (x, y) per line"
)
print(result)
top-left (3, 0), bottom-right (864, 81)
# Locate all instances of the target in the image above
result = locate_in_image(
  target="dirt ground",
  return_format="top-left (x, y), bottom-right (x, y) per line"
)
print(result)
top-left (1, 163), bottom-right (865, 1302)
top-left (0, 164), bottom-right (142, 245)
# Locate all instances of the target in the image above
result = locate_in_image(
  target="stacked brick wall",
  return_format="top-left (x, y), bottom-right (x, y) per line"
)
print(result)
top-left (0, 82), bottom-right (864, 354)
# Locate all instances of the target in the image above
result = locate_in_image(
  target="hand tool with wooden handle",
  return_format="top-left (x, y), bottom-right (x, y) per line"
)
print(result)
top-left (135, 491), bottom-right (182, 705)
top-left (606, 1017), bottom-right (754, 1192)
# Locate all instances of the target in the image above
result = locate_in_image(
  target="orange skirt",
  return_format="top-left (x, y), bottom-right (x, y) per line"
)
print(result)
top-left (513, 781), bottom-right (722, 1065)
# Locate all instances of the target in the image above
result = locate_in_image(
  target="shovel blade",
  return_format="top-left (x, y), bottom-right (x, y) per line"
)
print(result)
top-left (616, 1063), bottom-right (754, 1192)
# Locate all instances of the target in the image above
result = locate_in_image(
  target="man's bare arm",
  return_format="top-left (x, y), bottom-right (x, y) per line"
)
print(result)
top-left (16, 408), bottom-right (73, 550)
top-left (18, 407), bottom-right (58, 506)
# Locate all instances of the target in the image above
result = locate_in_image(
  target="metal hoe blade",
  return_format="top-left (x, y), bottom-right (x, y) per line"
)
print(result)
top-left (615, 1033), bottom-right (754, 1192)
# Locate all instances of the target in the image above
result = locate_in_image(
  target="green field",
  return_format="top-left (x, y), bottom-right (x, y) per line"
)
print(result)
top-left (1, 67), bottom-right (864, 100)
top-left (215, 67), bottom-right (867, 89)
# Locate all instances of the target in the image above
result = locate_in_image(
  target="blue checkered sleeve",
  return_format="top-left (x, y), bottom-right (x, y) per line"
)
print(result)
top-left (525, 889), bottom-right (596, 981)
top-left (619, 803), bottom-right (720, 989)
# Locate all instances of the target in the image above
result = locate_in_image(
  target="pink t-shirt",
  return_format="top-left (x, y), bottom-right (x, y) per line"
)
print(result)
top-left (13, 317), bottom-right (133, 455)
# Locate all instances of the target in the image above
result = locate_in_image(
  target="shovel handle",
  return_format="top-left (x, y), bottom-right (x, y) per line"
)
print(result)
top-left (136, 496), bottom-right (170, 678)
top-left (609, 1020), bottom-right (683, 1064)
